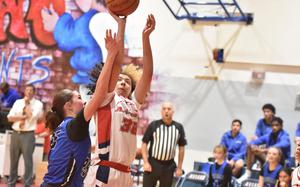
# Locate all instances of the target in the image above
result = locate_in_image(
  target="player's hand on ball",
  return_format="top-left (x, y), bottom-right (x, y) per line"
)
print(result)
top-left (109, 9), bottom-right (126, 27)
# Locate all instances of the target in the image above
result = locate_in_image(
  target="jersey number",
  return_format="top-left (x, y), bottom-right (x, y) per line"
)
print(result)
top-left (120, 117), bottom-right (137, 135)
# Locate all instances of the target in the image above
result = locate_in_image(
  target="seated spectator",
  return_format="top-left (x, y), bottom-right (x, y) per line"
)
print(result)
top-left (275, 168), bottom-right (292, 187)
top-left (0, 82), bottom-right (20, 132)
top-left (0, 82), bottom-right (21, 109)
top-left (254, 103), bottom-right (276, 139)
top-left (292, 144), bottom-right (300, 186)
top-left (35, 113), bottom-right (50, 161)
top-left (295, 122), bottom-right (300, 143)
top-left (247, 117), bottom-right (291, 173)
top-left (220, 119), bottom-right (247, 177)
top-left (208, 145), bottom-right (232, 187)
top-left (258, 147), bottom-right (283, 187)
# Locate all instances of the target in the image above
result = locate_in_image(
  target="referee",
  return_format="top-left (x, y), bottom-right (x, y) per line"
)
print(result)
top-left (142, 102), bottom-right (187, 187)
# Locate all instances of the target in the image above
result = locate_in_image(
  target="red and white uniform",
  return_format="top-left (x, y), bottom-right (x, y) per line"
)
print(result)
top-left (292, 166), bottom-right (300, 187)
top-left (84, 92), bottom-right (140, 187)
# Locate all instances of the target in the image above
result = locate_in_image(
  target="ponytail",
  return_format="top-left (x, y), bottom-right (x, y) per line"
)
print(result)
top-left (46, 111), bottom-right (61, 133)
top-left (46, 89), bottom-right (73, 133)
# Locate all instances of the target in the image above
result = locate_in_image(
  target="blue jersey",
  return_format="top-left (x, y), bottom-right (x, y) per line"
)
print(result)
top-left (0, 88), bottom-right (21, 108)
top-left (251, 130), bottom-right (291, 161)
top-left (211, 161), bottom-right (229, 187)
top-left (42, 114), bottom-right (91, 187)
top-left (255, 118), bottom-right (272, 137)
top-left (220, 131), bottom-right (247, 161)
top-left (296, 122), bottom-right (300, 137)
top-left (261, 162), bottom-right (282, 187)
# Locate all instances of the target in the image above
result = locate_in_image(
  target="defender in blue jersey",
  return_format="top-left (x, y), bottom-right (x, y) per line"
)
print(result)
top-left (258, 147), bottom-right (283, 187)
top-left (42, 106), bottom-right (91, 187)
top-left (41, 29), bottom-right (120, 187)
top-left (220, 119), bottom-right (247, 177)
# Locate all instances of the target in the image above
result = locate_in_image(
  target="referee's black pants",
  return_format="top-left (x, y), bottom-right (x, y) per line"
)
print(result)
top-left (143, 158), bottom-right (177, 187)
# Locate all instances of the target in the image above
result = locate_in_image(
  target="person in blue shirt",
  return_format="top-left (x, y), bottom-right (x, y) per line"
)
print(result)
top-left (0, 82), bottom-right (21, 109)
top-left (254, 103), bottom-right (276, 139)
top-left (295, 122), bottom-right (300, 143)
top-left (258, 147), bottom-right (283, 187)
top-left (247, 117), bottom-right (291, 172)
top-left (0, 82), bottom-right (21, 132)
top-left (220, 119), bottom-right (247, 177)
top-left (41, 29), bottom-right (119, 187)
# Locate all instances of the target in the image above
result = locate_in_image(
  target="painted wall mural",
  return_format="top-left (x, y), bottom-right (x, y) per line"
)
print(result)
top-left (0, 0), bottom-right (148, 132)
top-left (0, 0), bottom-right (75, 106)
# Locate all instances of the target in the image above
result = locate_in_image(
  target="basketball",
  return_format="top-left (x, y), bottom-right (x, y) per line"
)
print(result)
top-left (105, 0), bottom-right (140, 16)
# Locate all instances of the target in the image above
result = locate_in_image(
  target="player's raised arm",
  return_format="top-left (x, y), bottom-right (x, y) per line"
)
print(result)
top-left (134, 14), bottom-right (155, 104)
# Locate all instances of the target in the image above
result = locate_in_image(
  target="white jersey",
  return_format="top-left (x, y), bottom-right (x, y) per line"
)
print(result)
top-left (292, 166), bottom-right (300, 187)
top-left (84, 92), bottom-right (140, 187)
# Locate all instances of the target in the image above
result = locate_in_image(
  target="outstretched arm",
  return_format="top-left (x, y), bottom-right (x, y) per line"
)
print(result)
top-left (108, 12), bottom-right (126, 92)
top-left (134, 14), bottom-right (156, 104)
top-left (84, 30), bottom-right (118, 121)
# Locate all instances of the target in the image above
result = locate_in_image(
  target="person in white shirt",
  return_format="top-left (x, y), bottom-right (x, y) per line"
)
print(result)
top-left (292, 139), bottom-right (300, 187)
top-left (7, 84), bottom-right (43, 187)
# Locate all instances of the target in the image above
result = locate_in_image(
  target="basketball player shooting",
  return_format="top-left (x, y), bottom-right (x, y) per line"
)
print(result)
top-left (83, 13), bottom-right (156, 187)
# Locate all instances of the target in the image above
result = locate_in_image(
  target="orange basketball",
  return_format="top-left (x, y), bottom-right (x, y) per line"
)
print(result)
top-left (105, 0), bottom-right (140, 16)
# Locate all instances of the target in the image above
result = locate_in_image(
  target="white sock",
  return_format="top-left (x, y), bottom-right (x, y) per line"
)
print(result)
top-left (246, 169), bottom-right (251, 176)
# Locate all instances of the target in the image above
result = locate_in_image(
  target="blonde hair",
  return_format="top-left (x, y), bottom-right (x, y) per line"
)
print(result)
top-left (122, 64), bottom-right (142, 84)
top-left (268, 147), bottom-right (283, 163)
top-left (213, 144), bottom-right (227, 158)
top-left (87, 63), bottom-right (142, 95)
top-left (121, 64), bottom-right (143, 93)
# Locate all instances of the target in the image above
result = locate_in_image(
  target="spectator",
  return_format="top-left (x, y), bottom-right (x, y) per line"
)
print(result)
top-left (258, 147), bottom-right (283, 187)
top-left (275, 168), bottom-right (292, 187)
top-left (208, 145), bottom-right (232, 187)
top-left (0, 82), bottom-right (21, 109)
top-left (254, 103), bottom-right (276, 139)
top-left (292, 143), bottom-right (300, 186)
top-left (142, 102), bottom-right (187, 187)
top-left (7, 84), bottom-right (43, 187)
top-left (295, 122), bottom-right (300, 143)
top-left (247, 117), bottom-right (291, 174)
top-left (220, 119), bottom-right (247, 177)
top-left (0, 82), bottom-right (21, 132)
top-left (35, 112), bottom-right (50, 161)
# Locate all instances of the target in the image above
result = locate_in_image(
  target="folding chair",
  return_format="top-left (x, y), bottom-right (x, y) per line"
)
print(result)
top-left (175, 171), bottom-right (208, 187)
top-left (193, 161), bottom-right (211, 174)
top-left (241, 178), bottom-right (259, 187)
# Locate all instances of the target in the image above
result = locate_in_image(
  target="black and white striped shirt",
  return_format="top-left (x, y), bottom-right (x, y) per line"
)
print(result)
top-left (142, 120), bottom-right (187, 161)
